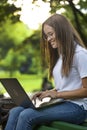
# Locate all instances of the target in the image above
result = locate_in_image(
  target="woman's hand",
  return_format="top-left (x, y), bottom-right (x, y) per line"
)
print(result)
top-left (38, 90), bottom-right (58, 101)
top-left (32, 91), bottom-right (43, 104)
top-left (32, 89), bottom-right (58, 104)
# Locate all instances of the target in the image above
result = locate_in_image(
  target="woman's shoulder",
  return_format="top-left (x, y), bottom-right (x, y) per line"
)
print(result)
top-left (75, 44), bottom-right (87, 56)
top-left (73, 45), bottom-right (87, 76)
top-left (73, 44), bottom-right (87, 65)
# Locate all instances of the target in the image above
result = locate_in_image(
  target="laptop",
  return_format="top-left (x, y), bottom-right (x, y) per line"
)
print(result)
top-left (0, 78), bottom-right (64, 109)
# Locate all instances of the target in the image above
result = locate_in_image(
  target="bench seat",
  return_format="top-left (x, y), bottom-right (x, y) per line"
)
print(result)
top-left (37, 125), bottom-right (59, 130)
top-left (51, 121), bottom-right (87, 130)
top-left (34, 121), bottom-right (87, 130)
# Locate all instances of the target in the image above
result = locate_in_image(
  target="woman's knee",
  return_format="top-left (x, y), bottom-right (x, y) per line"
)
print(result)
top-left (19, 108), bottom-right (36, 117)
top-left (18, 108), bottom-right (38, 122)
top-left (10, 106), bottom-right (24, 115)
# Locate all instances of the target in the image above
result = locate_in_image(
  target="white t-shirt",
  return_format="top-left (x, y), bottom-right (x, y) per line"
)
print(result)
top-left (53, 44), bottom-right (87, 110)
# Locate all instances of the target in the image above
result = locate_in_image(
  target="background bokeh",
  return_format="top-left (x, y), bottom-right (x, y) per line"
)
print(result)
top-left (0, 0), bottom-right (87, 94)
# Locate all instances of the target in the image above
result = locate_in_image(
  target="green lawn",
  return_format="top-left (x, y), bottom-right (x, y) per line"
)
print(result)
top-left (0, 71), bottom-right (43, 94)
top-left (18, 75), bottom-right (42, 92)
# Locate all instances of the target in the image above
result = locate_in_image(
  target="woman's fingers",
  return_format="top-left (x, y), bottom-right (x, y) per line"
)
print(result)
top-left (32, 92), bottom-right (42, 104)
top-left (38, 90), bottom-right (58, 100)
top-left (38, 91), bottom-right (50, 101)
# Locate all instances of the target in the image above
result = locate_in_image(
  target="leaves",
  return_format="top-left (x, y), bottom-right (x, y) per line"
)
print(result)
top-left (0, 0), bottom-right (21, 23)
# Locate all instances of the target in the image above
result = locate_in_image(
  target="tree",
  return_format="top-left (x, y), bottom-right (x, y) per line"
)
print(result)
top-left (0, 20), bottom-right (33, 76)
top-left (0, 0), bottom-right (87, 76)
top-left (0, 0), bottom-right (42, 75)
top-left (19, 30), bottom-right (41, 74)
top-left (33, 0), bottom-right (87, 46)
top-left (0, 0), bottom-right (21, 23)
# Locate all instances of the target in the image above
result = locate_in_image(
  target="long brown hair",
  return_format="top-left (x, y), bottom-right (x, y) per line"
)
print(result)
top-left (41, 14), bottom-right (86, 78)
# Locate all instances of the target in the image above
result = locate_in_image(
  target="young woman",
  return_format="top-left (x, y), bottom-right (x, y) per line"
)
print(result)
top-left (5, 14), bottom-right (87, 130)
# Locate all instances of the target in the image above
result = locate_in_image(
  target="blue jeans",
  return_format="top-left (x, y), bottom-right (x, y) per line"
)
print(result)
top-left (5, 101), bottom-right (87, 130)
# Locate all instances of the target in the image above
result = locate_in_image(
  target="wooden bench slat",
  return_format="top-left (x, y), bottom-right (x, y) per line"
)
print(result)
top-left (51, 121), bottom-right (87, 130)
top-left (37, 125), bottom-right (60, 130)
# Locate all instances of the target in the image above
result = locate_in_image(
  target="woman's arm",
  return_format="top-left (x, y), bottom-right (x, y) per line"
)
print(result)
top-left (38, 77), bottom-right (87, 101)
top-left (56, 77), bottom-right (87, 99)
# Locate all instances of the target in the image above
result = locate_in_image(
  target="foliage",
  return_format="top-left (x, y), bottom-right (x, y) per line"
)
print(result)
top-left (0, 0), bottom-right (21, 23)
top-left (0, 0), bottom-right (87, 77)
top-left (33, 0), bottom-right (87, 45)
top-left (0, 20), bottom-right (35, 75)
top-left (19, 30), bottom-right (41, 74)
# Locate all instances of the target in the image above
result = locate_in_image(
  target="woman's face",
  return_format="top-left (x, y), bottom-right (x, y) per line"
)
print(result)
top-left (43, 24), bottom-right (58, 49)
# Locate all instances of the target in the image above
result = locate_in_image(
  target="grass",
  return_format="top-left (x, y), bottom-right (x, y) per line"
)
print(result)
top-left (0, 71), bottom-right (43, 94)
top-left (18, 75), bottom-right (42, 92)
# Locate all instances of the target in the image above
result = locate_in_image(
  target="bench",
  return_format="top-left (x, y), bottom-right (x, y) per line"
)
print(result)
top-left (34, 121), bottom-right (87, 130)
